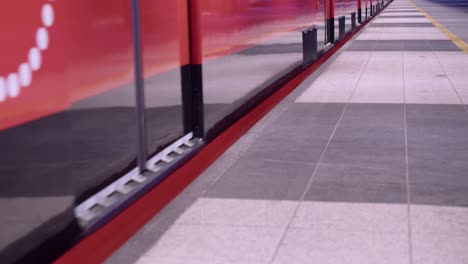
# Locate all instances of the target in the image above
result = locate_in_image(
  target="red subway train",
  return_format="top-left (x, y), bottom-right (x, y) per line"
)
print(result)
top-left (0, 0), bottom-right (388, 263)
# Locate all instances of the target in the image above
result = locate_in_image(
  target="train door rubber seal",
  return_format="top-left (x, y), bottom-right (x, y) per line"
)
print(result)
top-left (182, 0), bottom-right (205, 138)
top-left (131, 0), bottom-right (148, 171)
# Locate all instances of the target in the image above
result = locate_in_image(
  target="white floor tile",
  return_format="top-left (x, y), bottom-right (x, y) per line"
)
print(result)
top-left (377, 32), bottom-right (404, 40)
top-left (360, 32), bottom-right (447, 40)
top-left (380, 12), bottom-right (422, 16)
top-left (434, 52), bottom-right (468, 104)
top-left (175, 198), bottom-right (298, 227)
top-left (383, 9), bottom-right (418, 12)
top-left (358, 28), bottom-right (447, 40)
top-left (351, 83), bottom-right (405, 103)
top-left (290, 202), bottom-right (408, 233)
top-left (404, 52), bottom-right (461, 104)
top-left (297, 52), bottom-right (371, 103)
top-left (374, 17), bottom-right (430, 23)
top-left (272, 228), bottom-right (409, 264)
top-left (405, 83), bottom-right (461, 104)
top-left (402, 32), bottom-right (447, 40)
top-left (352, 52), bottom-right (404, 103)
top-left (411, 205), bottom-right (468, 264)
top-left (296, 73), bottom-right (358, 103)
top-left (411, 205), bottom-right (468, 234)
top-left (356, 32), bottom-right (384, 41)
top-left (137, 225), bottom-right (284, 264)
top-left (387, 8), bottom-right (413, 10)
top-left (366, 28), bottom-right (442, 34)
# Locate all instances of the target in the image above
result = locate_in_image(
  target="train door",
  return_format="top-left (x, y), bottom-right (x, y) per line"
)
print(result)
top-left (318, 0), bottom-right (327, 49)
top-left (326, 0), bottom-right (336, 44)
top-left (131, 0), bottom-right (201, 173)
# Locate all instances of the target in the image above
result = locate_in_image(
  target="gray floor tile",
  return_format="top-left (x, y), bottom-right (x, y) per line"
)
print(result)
top-left (375, 40), bottom-right (405, 51)
top-left (403, 40), bottom-right (432, 51)
top-left (305, 104), bottom-right (407, 203)
top-left (321, 104), bottom-right (406, 168)
top-left (240, 128), bottom-right (332, 163)
top-left (347, 40), bottom-right (378, 51)
top-left (410, 184), bottom-right (468, 207)
top-left (204, 158), bottom-right (316, 200)
top-left (428, 40), bottom-right (462, 51)
top-left (370, 22), bottom-right (434, 27)
top-left (406, 106), bottom-right (468, 138)
top-left (409, 153), bottom-right (468, 182)
top-left (340, 104), bottom-right (405, 125)
top-left (267, 103), bottom-right (345, 129)
top-left (305, 164), bottom-right (407, 204)
top-left (406, 104), bottom-right (468, 127)
top-left (412, 0), bottom-right (468, 43)
top-left (407, 104), bottom-right (468, 207)
top-left (240, 103), bottom-right (344, 163)
top-left (321, 141), bottom-right (406, 168)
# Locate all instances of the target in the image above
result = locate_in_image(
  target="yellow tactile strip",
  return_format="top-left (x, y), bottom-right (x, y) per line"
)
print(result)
top-left (408, 0), bottom-right (468, 53)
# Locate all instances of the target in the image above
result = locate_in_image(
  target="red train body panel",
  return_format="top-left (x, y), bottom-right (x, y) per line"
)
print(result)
top-left (0, 0), bottom-right (378, 262)
top-left (0, 0), bottom-right (341, 130)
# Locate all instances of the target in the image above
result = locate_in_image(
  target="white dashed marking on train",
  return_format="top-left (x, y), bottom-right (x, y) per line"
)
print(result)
top-left (0, 1), bottom-right (55, 103)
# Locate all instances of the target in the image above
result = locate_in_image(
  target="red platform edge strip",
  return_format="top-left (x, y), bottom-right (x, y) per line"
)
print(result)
top-left (55, 18), bottom-right (372, 264)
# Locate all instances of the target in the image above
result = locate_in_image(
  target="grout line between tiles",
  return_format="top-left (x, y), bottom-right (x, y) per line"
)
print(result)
top-left (201, 57), bottom-right (335, 194)
top-left (409, 0), bottom-right (468, 53)
top-left (113, 37), bottom-right (346, 264)
top-left (200, 135), bottom-right (257, 196)
top-left (431, 51), bottom-right (468, 114)
top-left (203, 43), bottom-right (344, 193)
top-left (402, 41), bottom-right (414, 264)
top-left (201, 89), bottom-right (304, 194)
top-left (267, 32), bottom-right (377, 264)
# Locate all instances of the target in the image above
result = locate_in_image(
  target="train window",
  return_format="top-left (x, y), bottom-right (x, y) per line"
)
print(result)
top-left (0, 1), bottom-right (138, 260)
top-left (140, 1), bottom-right (187, 159)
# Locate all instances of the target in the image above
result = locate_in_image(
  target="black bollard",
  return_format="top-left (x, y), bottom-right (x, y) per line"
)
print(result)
top-left (327, 17), bottom-right (335, 44)
top-left (351, 12), bottom-right (356, 29)
top-left (358, 8), bottom-right (362, 24)
top-left (339, 16), bottom-right (345, 40)
top-left (302, 26), bottom-right (318, 67)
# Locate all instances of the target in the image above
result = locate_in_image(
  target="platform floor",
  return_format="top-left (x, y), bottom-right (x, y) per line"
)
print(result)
top-left (108, 0), bottom-right (468, 263)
